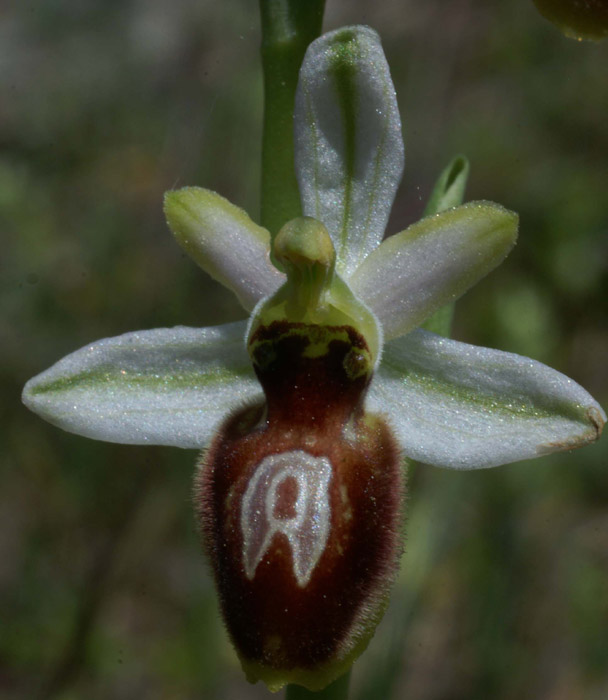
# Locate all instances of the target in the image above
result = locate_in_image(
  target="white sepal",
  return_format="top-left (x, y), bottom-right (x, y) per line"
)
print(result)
top-left (164, 188), bottom-right (284, 311)
top-left (22, 322), bottom-right (261, 448)
top-left (295, 25), bottom-right (404, 278)
top-left (369, 329), bottom-right (605, 469)
top-left (351, 202), bottom-right (518, 340)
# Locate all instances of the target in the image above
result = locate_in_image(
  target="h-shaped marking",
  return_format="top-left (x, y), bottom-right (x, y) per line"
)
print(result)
top-left (240, 450), bottom-right (333, 587)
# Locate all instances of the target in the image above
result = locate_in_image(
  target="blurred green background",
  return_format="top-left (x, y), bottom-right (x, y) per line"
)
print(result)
top-left (2, 1), bottom-right (607, 698)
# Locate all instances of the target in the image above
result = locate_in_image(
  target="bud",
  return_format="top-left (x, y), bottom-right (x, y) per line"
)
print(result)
top-left (195, 219), bottom-right (404, 690)
top-left (532, 0), bottom-right (608, 40)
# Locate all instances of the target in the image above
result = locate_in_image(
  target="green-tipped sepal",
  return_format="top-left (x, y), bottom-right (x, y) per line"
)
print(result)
top-left (164, 187), bottom-right (284, 311)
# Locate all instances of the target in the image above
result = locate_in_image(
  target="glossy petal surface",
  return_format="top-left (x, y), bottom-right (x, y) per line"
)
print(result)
top-left (23, 322), bottom-right (260, 448)
top-left (165, 188), bottom-right (284, 311)
top-left (295, 25), bottom-right (404, 277)
top-left (369, 329), bottom-right (605, 469)
top-left (351, 202), bottom-right (518, 340)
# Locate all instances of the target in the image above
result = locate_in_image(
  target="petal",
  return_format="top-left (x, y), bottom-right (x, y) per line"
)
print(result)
top-left (294, 25), bottom-right (404, 277)
top-left (368, 330), bottom-right (605, 469)
top-left (164, 188), bottom-right (285, 311)
top-left (350, 202), bottom-right (518, 340)
top-left (22, 322), bottom-right (262, 448)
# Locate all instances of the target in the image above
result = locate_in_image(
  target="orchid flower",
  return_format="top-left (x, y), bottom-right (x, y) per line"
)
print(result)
top-left (22, 26), bottom-right (604, 693)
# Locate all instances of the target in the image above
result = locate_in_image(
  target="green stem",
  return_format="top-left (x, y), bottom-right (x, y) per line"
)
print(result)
top-left (259, 0), bottom-right (325, 236)
top-left (285, 672), bottom-right (351, 700)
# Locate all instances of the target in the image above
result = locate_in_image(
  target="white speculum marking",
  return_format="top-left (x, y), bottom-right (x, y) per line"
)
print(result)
top-left (240, 450), bottom-right (332, 588)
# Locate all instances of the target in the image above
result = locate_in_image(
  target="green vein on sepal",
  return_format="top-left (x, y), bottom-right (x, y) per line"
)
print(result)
top-left (328, 28), bottom-right (359, 263)
top-left (27, 365), bottom-right (253, 397)
top-left (380, 356), bottom-right (593, 424)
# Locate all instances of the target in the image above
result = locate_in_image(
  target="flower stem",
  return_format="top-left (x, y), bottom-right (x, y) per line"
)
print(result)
top-left (285, 672), bottom-right (351, 700)
top-left (259, 0), bottom-right (325, 236)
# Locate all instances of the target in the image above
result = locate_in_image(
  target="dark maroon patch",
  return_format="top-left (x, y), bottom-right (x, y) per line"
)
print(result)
top-left (273, 476), bottom-right (298, 520)
top-left (196, 322), bottom-right (404, 674)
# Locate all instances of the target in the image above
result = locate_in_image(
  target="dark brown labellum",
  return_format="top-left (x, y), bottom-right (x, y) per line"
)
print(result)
top-left (196, 321), bottom-right (404, 690)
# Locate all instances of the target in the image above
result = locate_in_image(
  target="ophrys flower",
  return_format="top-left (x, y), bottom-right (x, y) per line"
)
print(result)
top-left (22, 25), bottom-right (605, 692)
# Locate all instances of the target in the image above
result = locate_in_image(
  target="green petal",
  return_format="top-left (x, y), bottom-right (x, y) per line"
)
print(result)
top-left (294, 25), bottom-right (404, 277)
top-left (350, 201), bottom-right (518, 340)
top-left (22, 322), bottom-right (260, 448)
top-left (164, 188), bottom-right (285, 311)
top-left (369, 330), bottom-right (605, 469)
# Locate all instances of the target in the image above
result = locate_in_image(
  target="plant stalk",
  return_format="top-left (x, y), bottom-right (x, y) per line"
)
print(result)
top-left (259, 0), bottom-right (325, 236)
